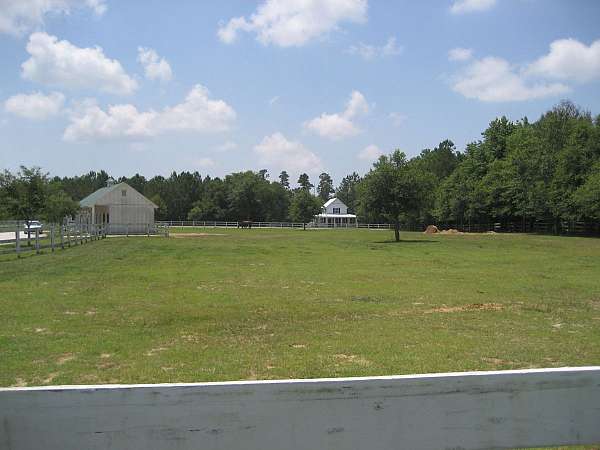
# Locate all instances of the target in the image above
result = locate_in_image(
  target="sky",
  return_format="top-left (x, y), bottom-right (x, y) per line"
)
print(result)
top-left (1, 0), bottom-right (600, 185)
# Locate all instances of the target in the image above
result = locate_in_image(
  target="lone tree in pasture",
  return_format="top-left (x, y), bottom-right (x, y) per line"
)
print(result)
top-left (290, 189), bottom-right (321, 230)
top-left (317, 172), bottom-right (334, 201)
top-left (359, 150), bottom-right (432, 242)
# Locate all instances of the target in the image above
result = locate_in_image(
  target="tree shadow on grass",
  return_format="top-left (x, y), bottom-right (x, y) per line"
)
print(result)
top-left (374, 239), bottom-right (439, 244)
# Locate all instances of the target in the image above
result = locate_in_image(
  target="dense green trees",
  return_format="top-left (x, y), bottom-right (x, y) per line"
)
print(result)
top-left (317, 172), bottom-right (334, 201)
top-left (2, 102), bottom-right (598, 232)
top-left (336, 172), bottom-right (361, 214)
top-left (297, 173), bottom-right (313, 191)
top-left (0, 167), bottom-right (78, 223)
top-left (435, 102), bottom-right (600, 229)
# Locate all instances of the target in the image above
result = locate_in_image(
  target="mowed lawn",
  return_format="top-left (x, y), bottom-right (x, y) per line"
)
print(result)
top-left (1, 228), bottom-right (600, 387)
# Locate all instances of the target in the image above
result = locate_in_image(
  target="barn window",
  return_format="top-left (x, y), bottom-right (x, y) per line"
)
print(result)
top-left (122, 190), bottom-right (127, 197)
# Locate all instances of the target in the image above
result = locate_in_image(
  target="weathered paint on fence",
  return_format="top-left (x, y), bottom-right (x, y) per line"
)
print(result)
top-left (1, 367), bottom-right (599, 450)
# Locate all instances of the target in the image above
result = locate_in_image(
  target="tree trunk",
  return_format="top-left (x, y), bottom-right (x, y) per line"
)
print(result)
top-left (303, 223), bottom-right (306, 230)
top-left (394, 221), bottom-right (400, 242)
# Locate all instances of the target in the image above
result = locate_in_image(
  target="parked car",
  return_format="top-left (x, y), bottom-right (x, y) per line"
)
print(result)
top-left (24, 220), bottom-right (43, 234)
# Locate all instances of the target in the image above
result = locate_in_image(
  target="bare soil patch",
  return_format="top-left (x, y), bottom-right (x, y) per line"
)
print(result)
top-left (334, 354), bottom-right (372, 367)
top-left (424, 303), bottom-right (504, 314)
top-left (439, 229), bottom-right (463, 235)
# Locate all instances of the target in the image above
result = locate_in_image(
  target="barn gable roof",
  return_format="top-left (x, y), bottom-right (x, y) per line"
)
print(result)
top-left (80, 182), bottom-right (158, 209)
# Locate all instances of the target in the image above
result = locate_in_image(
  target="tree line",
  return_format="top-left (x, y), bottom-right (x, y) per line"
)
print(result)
top-left (1, 101), bottom-right (599, 240)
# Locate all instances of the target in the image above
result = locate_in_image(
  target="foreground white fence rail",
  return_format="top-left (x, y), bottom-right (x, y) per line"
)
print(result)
top-left (1, 367), bottom-right (599, 450)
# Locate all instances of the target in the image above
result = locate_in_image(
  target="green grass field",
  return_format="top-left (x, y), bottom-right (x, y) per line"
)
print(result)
top-left (1, 228), bottom-right (600, 387)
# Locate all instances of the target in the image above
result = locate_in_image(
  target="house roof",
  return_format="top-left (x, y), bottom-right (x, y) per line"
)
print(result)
top-left (80, 182), bottom-right (158, 208)
top-left (323, 197), bottom-right (345, 208)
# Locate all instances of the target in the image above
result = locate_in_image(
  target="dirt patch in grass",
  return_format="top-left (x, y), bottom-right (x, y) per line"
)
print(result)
top-left (334, 354), bottom-right (372, 367)
top-left (424, 303), bottom-right (504, 314)
top-left (171, 233), bottom-right (227, 238)
top-left (439, 229), bottom-right (463, 235)
top-left (41, 372), bottom-right (59, 384)
top-left (11, 378), bottom-right (27, 387)
top-left (146, 346), bottom-right (169, 356)
top-left (56, 353), bottom-right (76, 365)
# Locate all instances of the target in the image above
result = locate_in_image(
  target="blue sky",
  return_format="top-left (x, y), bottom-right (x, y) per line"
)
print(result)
top-left (1, 0), bottom-right (600, 185)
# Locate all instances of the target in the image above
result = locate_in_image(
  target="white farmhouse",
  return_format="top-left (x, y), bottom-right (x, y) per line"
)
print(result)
top-left (314, 197), bottom-right (357, 227)
top-left (79, 180), bottom-right (158, 234)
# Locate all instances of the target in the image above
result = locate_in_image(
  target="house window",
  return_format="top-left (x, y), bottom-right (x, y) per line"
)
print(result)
top-left (332, 207), bottom-right (341, 214)
top-left (122, 190), bottom-right (127, 197)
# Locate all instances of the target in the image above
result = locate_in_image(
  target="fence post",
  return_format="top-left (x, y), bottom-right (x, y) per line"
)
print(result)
top-left (51, 225), bottom-right (55, 252)
top-left (60, 225), bottom-right (64, 249)
top-left (35, 229), bottom-right (40, 254)
top-left (147, 223), bottom-right (150, 237)
top-left (15, 225), bottom-right (20, 257)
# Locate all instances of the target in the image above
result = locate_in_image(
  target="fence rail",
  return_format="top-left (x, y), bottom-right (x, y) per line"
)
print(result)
top-left (0, 223), bottom-right (108, 257)
top-left (0, 222), bottom-right (169, 257)
top-left (158, 219), bottom-right (600, 236)
top-left (1, 367), bottom-right (598, 450)
top-left (158, 220), bottom-right (393, 229)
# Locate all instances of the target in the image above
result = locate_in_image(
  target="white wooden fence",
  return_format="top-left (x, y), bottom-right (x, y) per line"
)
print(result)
top-left (0, 223), bottom-right (108, 257)
top-left (1, 367), bottom-right (599, 450)
top-left (158, 220), bottom-right (393, 229)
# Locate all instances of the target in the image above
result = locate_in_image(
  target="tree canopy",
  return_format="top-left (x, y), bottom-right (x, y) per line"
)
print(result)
top-left (2, 102), bottom-right (599, 236)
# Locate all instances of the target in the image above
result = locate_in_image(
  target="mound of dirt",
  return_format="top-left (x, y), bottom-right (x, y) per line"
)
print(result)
top-left (423, 225), bottom-right (439, 234)
top-left (440, 228), bottom-right (463, 235)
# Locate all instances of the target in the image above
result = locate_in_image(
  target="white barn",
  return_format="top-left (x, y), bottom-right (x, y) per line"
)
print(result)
top-left (314, 197), bottom-right (357, 227)
top-left (79, 180), bottom-right (158, 234)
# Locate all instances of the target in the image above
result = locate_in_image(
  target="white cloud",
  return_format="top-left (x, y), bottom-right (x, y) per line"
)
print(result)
top-left (448, 47), bottom-right (473, 62)
top-left (84, 0), bottom-right (107, 16)
top-left (63, 84), bottom-right (236, 141)
top-left (452, 56), bottom-right (569, 102)
top-left (389, 112), bottom-right (407, 127)
top-left (4, 91), bottom-right (64, 119)
top-left (0, 0), bottom-right (106, 36)
top-left (195, 157), bottom-right (216, 169)
top-left (254, 132), bottom-right (322, 173)
top-left (269, 95), bottom-right (280, 105)
top-left (304, 90), bottom-right (369, 140)
top-left (358, 144), bottom-right (383, 161)
top-left (215, 141), bottom-right (237, 152)
top-left (137, 47), bottom-right (173, 83)
top-left (347, 36), bottom-right (402, 61)
top-left (450, 0), bottom-right (496, 14)
top-left (22, 32), bottom-right (138, 95)
top-left (217, 0), bottom-right (367, 47)
top-left (526, 38), bottom-right (600, 83)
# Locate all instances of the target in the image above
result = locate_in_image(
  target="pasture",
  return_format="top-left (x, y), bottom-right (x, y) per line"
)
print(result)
top-left (1, 228), bottom-right (600, 387)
